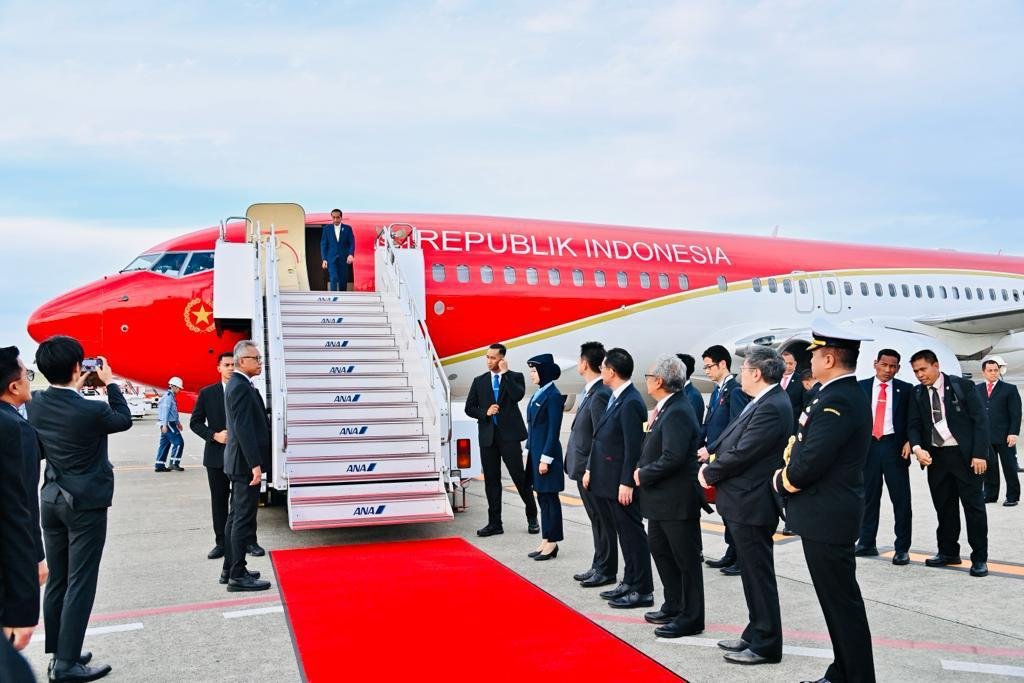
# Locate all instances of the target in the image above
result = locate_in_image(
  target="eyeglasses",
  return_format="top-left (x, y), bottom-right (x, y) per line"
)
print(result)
top-left (643, 373), bottom-right (658, 379)
top-left (241, 355), bottom-right (263, 363)
top-left (24, 369), bottom-right (35, 382)
top-left (702, 364), bottom-right (715, 370)
top-left (740, 366), bottom-right (754, 373)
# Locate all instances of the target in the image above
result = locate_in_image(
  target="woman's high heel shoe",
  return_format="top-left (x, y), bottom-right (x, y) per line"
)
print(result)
top-left (534, 544), bottom-right (559, 561)
top-left (528, 550), bottom-right (541, 558)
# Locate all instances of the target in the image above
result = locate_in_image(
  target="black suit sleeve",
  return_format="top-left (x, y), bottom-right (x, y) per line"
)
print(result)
top-left (704, 401), bottom-right (786, 485)
top-left (961, 380), bottom-right (989, 459)
top-left (620, 398), bottom-right (646, 488)
top-left (906, 389), bottom-right (926, 450)
top-left (583, 391), bottom-right (610, 473)
top-left (1009, 385), bottom-right (1022, 436)
top-left (0, 425), bottom-right (41, 628)
top-left (504, 372), bottom-right (526, 404)
top-left (638, 411), bottom-right (692, 486)
top-left (464, 377), bottom-right (486, 421)
top-left (99, 384), bottom-right (134, 434)
top-left (227, 384), bottom-right (262, 471)
top-left (726, 386), bottom-right (751, 420)
top-left (540, 394), bottom-right (564, 457)
top-left (189, 388), bottom-right (215, 442)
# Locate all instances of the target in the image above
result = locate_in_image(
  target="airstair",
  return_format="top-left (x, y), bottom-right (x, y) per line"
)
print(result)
top-left (214, 207), bottom-right (460, 530)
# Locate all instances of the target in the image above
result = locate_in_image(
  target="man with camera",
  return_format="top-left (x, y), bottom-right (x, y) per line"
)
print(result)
top-left (28, 336), bottom-right (133, 682)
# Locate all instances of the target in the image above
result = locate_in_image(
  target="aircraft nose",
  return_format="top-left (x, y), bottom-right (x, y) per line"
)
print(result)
top-left (27, 287), bottom-right (104, 352)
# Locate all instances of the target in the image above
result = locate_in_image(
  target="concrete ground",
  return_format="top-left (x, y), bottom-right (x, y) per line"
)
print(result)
top-left (19, 413), bottom-right (1024, 682)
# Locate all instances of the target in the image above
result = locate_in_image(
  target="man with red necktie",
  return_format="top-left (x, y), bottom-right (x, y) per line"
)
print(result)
top-left (856, 349), bottom-right (913, 564)
top-left (976, 357), bottom-right (1021, 506)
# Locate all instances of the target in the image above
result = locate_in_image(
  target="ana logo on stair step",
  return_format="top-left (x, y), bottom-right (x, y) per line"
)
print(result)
top-left (333, 394), bottom-right (361, 403)
top-left (329, 366), bottom-right (356, 374)
top-left (321, 317), bottom-right (345, 324)
top-left (353, 505), bottom-right (386, 516)
top-left (324, 340), bottom-right (350, 348)
top-left (316, 296), bottom-right (340, 302)
top-left (346, 463), bottom-right (377, 472)
top-left (339, 426), bottom-right (369, 435)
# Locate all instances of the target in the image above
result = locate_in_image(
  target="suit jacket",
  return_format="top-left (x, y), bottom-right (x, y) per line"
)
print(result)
top-left (320, 222), bottom-right (355, 263)
top-left (0, 403), bottom-right (41, 628)
top-left (977, 379), bottom-right (1022, 443)
top-left (224, 372), bottom-right (271, 477)
top-left (703, 375), bottom-right (750, 449)
top-left (636, 392), bottom-right (702, 521)
top-left (703, 385), bottom-right (793, 527)
top-left (907, 373), bottom-right (989, 464)
top-left (858, 376), bottom-right (912, 450)
top-left (781, 375), bottom-right (871, 544)
top-left (464, 370), bottom-right (528, 447)
top-left (587, 383), bottom-right (647, 500)
top-left (525, 385), bottom-right (567, 493)
top-left (781, 375), bottom-right (805, 430)
top-left (28, 384), bottom-right (133, 511)
top-left (565, 381), bottom-right (612, 481)
top-left (190, 381), bottom-right (227, 468)
top-left (683, 382), bottom-right (705, 425)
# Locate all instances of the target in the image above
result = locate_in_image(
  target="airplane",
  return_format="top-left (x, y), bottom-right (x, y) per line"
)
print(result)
top-left (27, 211), bottom-right (1024, 411)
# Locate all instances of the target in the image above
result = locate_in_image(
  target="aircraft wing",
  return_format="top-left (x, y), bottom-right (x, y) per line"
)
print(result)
top-left (915, 307), bottom-right (1024, 334)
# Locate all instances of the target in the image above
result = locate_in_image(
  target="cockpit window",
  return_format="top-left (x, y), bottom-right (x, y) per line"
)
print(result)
top-left (183, 251), bottom-right (215, 276)
top-left (121, 253), bottom-right (161, 272)
top-left (150, 252), bottom-right (188, 276)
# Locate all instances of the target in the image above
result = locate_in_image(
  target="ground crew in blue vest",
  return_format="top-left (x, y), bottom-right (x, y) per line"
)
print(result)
top-left (155, 377), bottom-right (185, 472)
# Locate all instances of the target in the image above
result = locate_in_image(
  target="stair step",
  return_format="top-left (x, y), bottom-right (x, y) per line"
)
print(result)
top-left (281, 311), bottom-right (389, 324)
top-left (283, 324), bottom-right (393, 336)
top-left (284, 348), bottom-right (401, 361)
top-left (283, 335), bottom-right (396, 349)
top-left (287, 388), bottom-right (414, 405)
top-left (279, 292), bottom-right (381, 304)
top-left (286, 403), bottom-right (420, 422)
top-left (286, 454), bottom-right (440, 485)
top-left (288, 417), bottom-right (424, 439)
top-left (288, 480), bottom-right (453, 529)
top-left (286, 373), bottom-right (408, 389)
top-left (288, 435), bottom-right (429, 457)
top-left (280, 303), bottom-right (386, 315)
top-left (283, 360), bottom-right (406, 375)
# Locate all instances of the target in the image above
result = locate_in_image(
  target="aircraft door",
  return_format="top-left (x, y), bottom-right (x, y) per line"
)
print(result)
top-left (791, 270), bottom-right (815, 313)
top-left (246, 203), bottom-right (309, 291)
top-left (819, 273), bottom-right (843, 313)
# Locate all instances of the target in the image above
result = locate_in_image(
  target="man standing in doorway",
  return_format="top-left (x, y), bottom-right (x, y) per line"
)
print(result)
top-left (320, 209), bottom-right (355, 291)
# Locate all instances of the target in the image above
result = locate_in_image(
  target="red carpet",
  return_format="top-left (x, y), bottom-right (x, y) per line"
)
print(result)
top-left (272, 538), bottom-right (685, 682)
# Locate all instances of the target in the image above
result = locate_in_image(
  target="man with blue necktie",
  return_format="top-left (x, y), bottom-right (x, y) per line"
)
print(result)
top-left (319, 208), bottom-right (355, 291)
top-left (465, 344), bottom-right (539, 537)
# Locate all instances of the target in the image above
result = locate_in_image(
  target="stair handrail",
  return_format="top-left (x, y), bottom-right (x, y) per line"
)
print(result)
top-left (376, 224), bottom-right (452, 445)
top-left (264, 233), bottom-right (288, 479)
top-left (219, 215), bottom-right (254, 243)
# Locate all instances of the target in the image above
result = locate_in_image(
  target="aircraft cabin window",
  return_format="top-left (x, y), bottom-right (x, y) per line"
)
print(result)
top-left (874, 283), bottom-right (883, 297)
top-left (952, 286), bottom-right (960, 300)
top-left (456, 265), bottom-right (470, 283)
top-left (526, 267), bottom-right (539, 285)
top-left (595, 270), bottom-right (607, 287)
top-left (989, 287), bottom-right (997, 300)
top-left (548, 268), bottom-right (560, 286)
top-left (718, 275), bottom-right (728, 291)
top-left (182, 251), bottom-right (214, 276)
top-left (1014, 290), bottom-right (1021, 303)
top-left (843, 281), bottom-right (853, 296)
top-left (860, 282), bottom-right (869, 296)
top-left (826, 281), bottom-right (837, 296)
top-left (768, 278), bottom-right (778, 293)
top-left (121, 253), bottom-right (161, 273)
top-left (480, 265), bottom-right (494, 284)
top-left (783, 279), bottom-right (793, 294)
top-left (965, 287), bottom-right (973, 300)
top-left (678, 274), bottom-right (689, 290)
top-left (572, 269), bottom-right (584, 286)
top-left (639, 272), bottom-right (651, 289)
top-left (797, 279), bottom-right (808, 295)
top-left (888, 283), bottom-right (897, 297)
top-left (926, 285), bottom-right (934, 298)
top-left (901, 284), bottom-right (910, 297)
top-left (617, 271), bottom-right (628, 288)
top-left (431, 263), bottom-right (446, 282)
top-left (913, 285), bottom-right (922, 298)
top-left (504, 266), bottom-right (516, 284)
top-left (658, 273), bottom-right (669, 289)
top-left (1002, 288), bottom-right (1009, 301)
top-left (151, 252), bottom-right (188, 277)
top-left (976, 287), bottom-right (984, 300)
top-left (752, 277), bottom-right (762, 292)
top-left (939, 285), bottom-right (947, 299)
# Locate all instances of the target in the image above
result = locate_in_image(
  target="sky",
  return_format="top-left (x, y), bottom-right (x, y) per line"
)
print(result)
top-left (1, 0), bottom-right (1023, 359)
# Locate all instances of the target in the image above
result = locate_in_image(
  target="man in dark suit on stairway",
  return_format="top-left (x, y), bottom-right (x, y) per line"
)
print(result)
top-left (635, 354), bottom-right (704, 637)
top-left (566, 342), bottom-right (615, 587)
top-left (856, 349), bottom-right (914, 564)
top-left (908, 349), bottom-right (990, 577)
top-left (29, 336), bottom-right (134, 682)
top-left (320, 208), bottom-right (355, 291)
top-left (221, 340), bottom-right (272, 592)
top-left (584, 347), bottom-right (654, 609)
top-left (191, 352), bottom-right (264, 561)
top-left (976, 357), bottom-right (1021, 506)
top-left (465, 343), bottom-right (539, 536)
top-left (700, 346), bottom-right (791, 666)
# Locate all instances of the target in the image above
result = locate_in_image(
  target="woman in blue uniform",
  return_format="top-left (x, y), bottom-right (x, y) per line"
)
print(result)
top-left (525, 354), bottom-right (566, 561)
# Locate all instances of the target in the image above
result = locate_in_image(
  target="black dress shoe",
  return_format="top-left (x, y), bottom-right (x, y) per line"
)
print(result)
top-left (599, 582), bottom-right (632, 599)
top-left (227, 574), bottom-right (271, 592)
top-left (644, 609), bottom-right (679, 624)
top-left (48, 653), bottom-right (93, 677)
top-left (528, 550), bottom-right (542, 558)
top-left (580, 573), bottom-right (616, 588)
top-left (704, 555), bottom-right (735, 569)
top-left (985, 497), bottom-right (998, 504)
top-left (970, 561), bottom-right (989, 577)
top-left (1004, 500), bottom-right (1019, 507)
top-left (717, 638), bottom-right (750, 652)
top-left (154, 466), bottom-right (169, 472)
top-left (207, 544), bottom-right (224, 560)
top-left (608, 590), bottom-right (654, 609)
top-left (574, 568), bottom-right (596, 582)
top-left (247, 543), bottom-right (266, 557)
top-left (723, 648), bottom-right (781, 665)
top-left (781, 526), bottom-right (796, 536)
top-left (854, 545), bottom-right (879, 557)
top-left (925, 554), bottom-right (962, 567)
top-left (527, 519), bottom-right (540, 534)
top-left (720, 564), bottom-right (741, 576)
top-left (49, 661), bottom-right (112, 682)
top-left (170, 464), bottom-right (185, 471)
top-left (219, 569), bottom-right (261, 585)
top-left (891, 552), bottom-right (910, 565)
top-left (534, 545), bottom-right (558, 561)
top-left (476, 525), bottom-right (504, 537)
top-left (655, 623), bottom-right (703, 638)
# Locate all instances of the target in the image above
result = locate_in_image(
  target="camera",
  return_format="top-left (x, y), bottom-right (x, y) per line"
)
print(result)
top-left (82, 357), bottom-right (104, 373)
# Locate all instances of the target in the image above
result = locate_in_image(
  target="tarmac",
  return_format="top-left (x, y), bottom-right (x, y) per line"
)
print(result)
top-left (19, 412), bottom-right (1024, 682)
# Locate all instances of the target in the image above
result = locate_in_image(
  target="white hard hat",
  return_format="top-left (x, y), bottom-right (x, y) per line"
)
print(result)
top-left (168, 376), bottom-right (184, 389)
